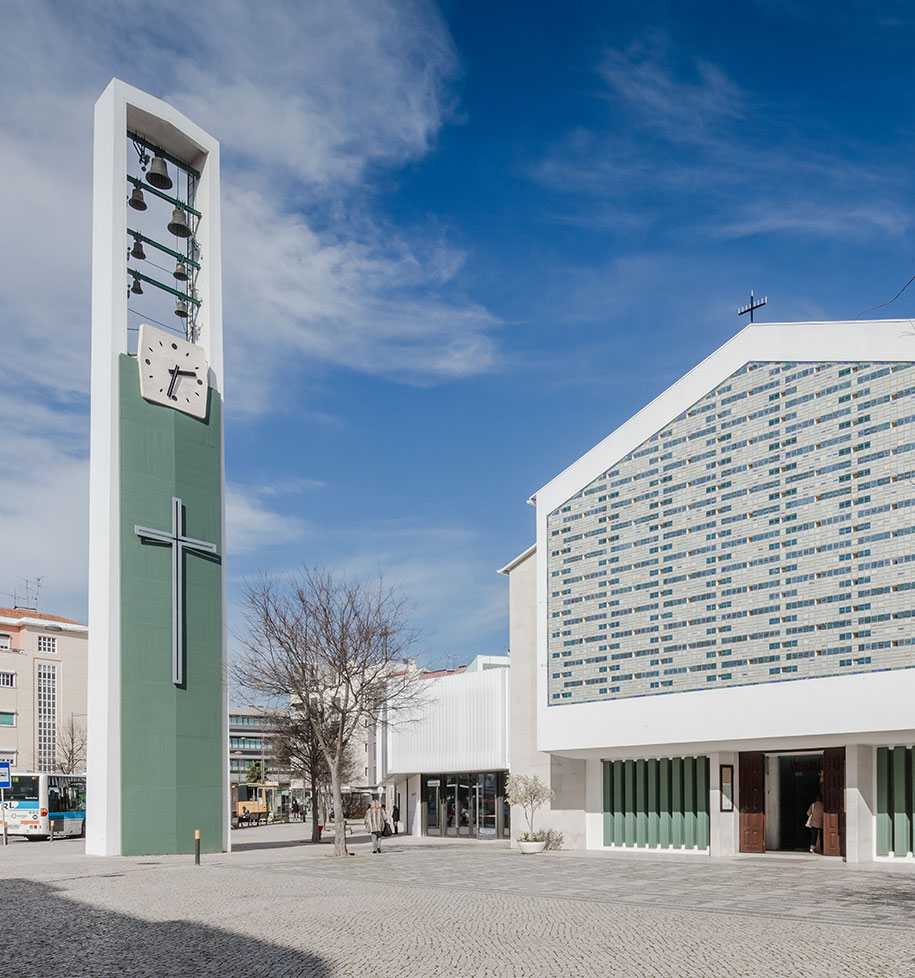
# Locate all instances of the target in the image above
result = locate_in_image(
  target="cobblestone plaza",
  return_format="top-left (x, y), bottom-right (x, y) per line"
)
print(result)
top-left (3, 825), bottom-right (915, 977)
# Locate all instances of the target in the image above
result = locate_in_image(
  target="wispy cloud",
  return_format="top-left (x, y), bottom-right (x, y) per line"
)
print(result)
top-left (225, 485), bottom-right (310, 557)
top-left (254, 477), bottom-right (327, 497)
top-left (0, 392), bottom-right (89, 618)
top-left (222, 185), bottom-right (498, 413)
top-left (226, 517), bottom-right (509, 664)
top-left (0, 1), bottom-right (498, 623)
top-left (597, 37), bottom-right (743, 141)
top-left (533, 33), bottom-right (907, 243)
top-left (0, 0), bottom-right (498, 412)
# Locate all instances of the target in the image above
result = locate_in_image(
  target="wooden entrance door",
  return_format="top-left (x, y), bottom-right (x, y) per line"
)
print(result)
top-left (739, 751), bottom-right (765, 852)
top-left (821, 747), bottom-right (845, 857)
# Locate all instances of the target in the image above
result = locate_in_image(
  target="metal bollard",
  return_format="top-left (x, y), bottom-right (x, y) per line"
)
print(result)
top-left (194, 828), bottom-right (200, 866)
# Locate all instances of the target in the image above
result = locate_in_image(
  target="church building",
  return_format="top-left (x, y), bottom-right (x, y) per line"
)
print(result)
top-left (502, 319), bottom-right (915, 863)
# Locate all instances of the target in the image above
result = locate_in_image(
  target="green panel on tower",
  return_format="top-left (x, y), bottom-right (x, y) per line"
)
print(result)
top-left (118, 355), bottom-right (224, 855)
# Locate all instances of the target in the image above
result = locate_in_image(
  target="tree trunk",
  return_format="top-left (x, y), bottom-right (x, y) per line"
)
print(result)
top-left (331, 773), bottom-right (347, 856)
top-left (311, 794), bottom-right (320, 843)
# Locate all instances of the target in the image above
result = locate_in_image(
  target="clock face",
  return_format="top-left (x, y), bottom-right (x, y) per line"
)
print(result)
top-left (137, 323), bottom-right (210, 419)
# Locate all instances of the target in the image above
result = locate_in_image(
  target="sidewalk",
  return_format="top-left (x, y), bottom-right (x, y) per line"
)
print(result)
top-left (2, 822), bottom-right (914, 977)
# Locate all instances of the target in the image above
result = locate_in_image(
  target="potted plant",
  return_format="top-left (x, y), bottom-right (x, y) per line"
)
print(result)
top-left (506, 773), bottom-right (554, 853)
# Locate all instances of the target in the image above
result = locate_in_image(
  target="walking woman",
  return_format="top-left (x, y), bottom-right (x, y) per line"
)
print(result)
top-left (806, 794), bottom-right (824, 853)
top-left (365, 798), bottom-right (385, 853)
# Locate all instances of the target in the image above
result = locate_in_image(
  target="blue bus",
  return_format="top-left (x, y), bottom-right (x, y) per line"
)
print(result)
top-left (3, 772), bottom-right (86, 840)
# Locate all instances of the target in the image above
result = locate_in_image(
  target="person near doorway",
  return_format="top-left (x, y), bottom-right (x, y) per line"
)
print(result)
top-left (365, 799), bottom-right (385, 853)
top-left (806, 794), bottom-right (824, 853)
top-left (391, 803), bottom-right (400, 834)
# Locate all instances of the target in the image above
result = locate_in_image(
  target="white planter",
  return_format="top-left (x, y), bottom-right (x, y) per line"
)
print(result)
top-left (518, 840), bottom-right (547, 854)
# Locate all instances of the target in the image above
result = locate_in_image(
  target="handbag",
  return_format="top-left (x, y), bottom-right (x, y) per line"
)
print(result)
top-left (805, 815), bottom-right (812, 828)
top-left (382, 822), bottom-right (392, 837)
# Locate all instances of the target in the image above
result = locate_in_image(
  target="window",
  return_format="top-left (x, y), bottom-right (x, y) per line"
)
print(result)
top-left (0, 711), bottom-right (14, 726)
top-left (0, 634), bottom-right (9, 651)
top-left (0, 672), bottom-right (14, 688)
top-left (37, 663), bottom-right (57, 771)
top-left (38, 635), bottom-right (57, 654)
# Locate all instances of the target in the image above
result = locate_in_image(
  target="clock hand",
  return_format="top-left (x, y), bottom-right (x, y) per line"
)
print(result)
top-left (166, 364), bottom-right (181, 400)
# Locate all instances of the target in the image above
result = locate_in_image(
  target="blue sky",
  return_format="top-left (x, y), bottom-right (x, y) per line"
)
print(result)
top-left (3, 0), bottom-right (915, 666)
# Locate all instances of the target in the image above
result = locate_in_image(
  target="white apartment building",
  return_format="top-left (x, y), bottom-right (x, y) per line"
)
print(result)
top-left (503, 320), bottom-right (915, 863)
top-left (0, 607), bottom-right (88, 772)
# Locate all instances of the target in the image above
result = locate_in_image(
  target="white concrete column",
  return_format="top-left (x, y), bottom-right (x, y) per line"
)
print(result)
top-left (583, 758), bottom-right (604, 849)
top-left (407, 774), bottom-right (422, 837)
top-left (710, 751), bottom-right (738, 858)
top-left (845, 744), bottom-right (875, 864)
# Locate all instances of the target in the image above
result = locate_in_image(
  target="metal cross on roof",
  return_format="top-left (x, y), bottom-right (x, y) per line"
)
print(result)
top-left (738, 290), bottom-right (767, 323)
top-left (134, 497), bottom-right (220, 686)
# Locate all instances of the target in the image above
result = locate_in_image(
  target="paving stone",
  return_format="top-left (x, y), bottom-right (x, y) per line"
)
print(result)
top-left (1, 825), bottom-right (914, 977)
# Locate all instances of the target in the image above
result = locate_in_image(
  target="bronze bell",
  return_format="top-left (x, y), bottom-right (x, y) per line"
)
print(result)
top-left (167, 207), bottom-right (192, 238)
top-left (130, 238), bottom-right (146, 260)
top-left (146, 155), bottom-right (173, 190)
top-left (128, 186), bottom-right (147, 211)
top-left (173, 260), bottom-right (189, 282)
top-left (175, 299), bottom-right (189, 318)
top-left (130, 276), bottom-right (143, 295)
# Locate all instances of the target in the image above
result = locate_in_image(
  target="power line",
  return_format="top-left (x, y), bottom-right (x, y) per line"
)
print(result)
top-left (854, 270), bottom-right (915, 319)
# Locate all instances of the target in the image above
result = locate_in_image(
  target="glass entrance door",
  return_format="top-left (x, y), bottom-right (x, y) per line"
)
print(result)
top-left (444, 777), bottom-right (458, 836)
top-left (424, 772), bottom-right (509, 838)
top-left (478, 772), bottom-right (497, 838)
top-left (456, 777), bottom-right (473, 836)
top-left (425, 777), bottom-right (441, 836)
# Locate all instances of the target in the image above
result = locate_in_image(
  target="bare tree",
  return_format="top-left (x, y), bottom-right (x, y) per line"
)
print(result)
top-left (236, 567), bottom-right (421, 856)
top-left (270, 706), bottom-right (359, 843)
top-left (57, 714), bottom-right (87, 774)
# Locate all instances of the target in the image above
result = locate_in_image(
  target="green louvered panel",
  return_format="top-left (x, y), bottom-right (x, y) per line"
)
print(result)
top-left (893, 747), bottom-right (909, 858)
top-left (875, 746), bottom-right (915, 858)
top-left (613, 760), bottom-right (624, 846)
top-left (671, 757), bottom-right (684, 848)
top-left (647, 758), bottom-right (659, 848)
top-left (624, 759), bottom-right (636, 846)
top-left (635, 759), bottom-right (648, 847)
top-left (910, 749), bottom-right (915, 857)
top-left (876, 747), bottom-right (890, 857)
top-left (602, 761), bottom-right (613, 847)
top-left (696, 756), bottom-right (710, 850)
top-left (659, 758), bottom-right (671, 848)
top-left (683, 757), bottom-right (696, 849)
top-left (602, 755), bottom-right (710, 850)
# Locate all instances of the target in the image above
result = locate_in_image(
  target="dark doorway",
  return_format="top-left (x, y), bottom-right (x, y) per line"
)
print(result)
top-left (777, 755), bottom-right (822, 851)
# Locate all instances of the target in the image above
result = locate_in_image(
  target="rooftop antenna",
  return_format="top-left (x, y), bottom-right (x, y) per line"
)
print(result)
top-left (738, 290), bottom-right (767, 323)
top-left (19, 577), bottom-right (43, 611)
top-left (3, 577), bottom-right (43, 611)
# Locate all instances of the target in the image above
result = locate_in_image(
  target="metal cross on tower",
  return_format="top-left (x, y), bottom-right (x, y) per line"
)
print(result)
top-left (738, 290), bottom-right (767, 323)
top-left (134, 497), bottom-right (220, 686)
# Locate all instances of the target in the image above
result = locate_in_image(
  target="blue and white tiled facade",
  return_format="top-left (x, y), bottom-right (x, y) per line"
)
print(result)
top-left (547, 360), bottom-right (915, 705)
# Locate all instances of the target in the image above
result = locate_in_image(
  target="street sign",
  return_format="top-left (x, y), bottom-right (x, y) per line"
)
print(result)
top-left (0, 762), bottom-right (8, 846)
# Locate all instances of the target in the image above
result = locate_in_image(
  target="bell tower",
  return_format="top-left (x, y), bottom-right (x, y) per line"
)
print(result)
top-left (87, 80), bottom-right (228, 856)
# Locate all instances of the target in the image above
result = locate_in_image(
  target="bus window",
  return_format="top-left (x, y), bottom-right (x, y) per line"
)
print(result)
top-left (71, 781), bottom-right (86, 811)
top-left (48, 785), bottom-right (61, 812)
top-left (9, 775), bottom-right (39, 801)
